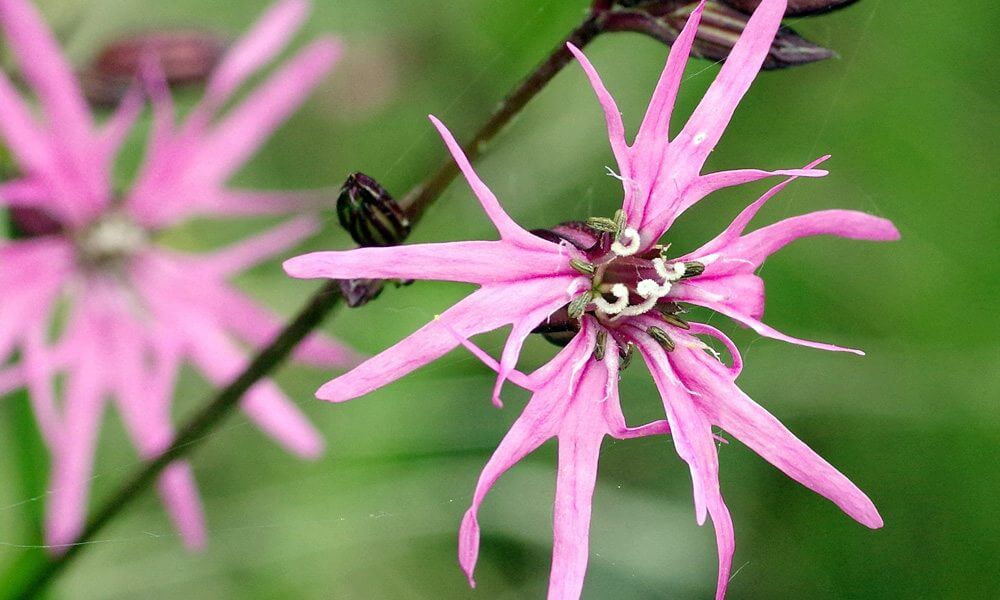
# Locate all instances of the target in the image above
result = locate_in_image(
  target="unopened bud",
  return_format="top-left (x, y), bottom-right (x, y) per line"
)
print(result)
top-left (337, 172), bottom-right (411, 248)
top-left (722, 0), bottom-right (859, 17)
top-left (598, 1), bottom-right (841, 69)
top-left (82, 30), bottom-right (226, 107)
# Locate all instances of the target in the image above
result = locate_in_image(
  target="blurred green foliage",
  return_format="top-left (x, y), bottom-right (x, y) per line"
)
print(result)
top-left (0, 0), bottom-right (997, 598)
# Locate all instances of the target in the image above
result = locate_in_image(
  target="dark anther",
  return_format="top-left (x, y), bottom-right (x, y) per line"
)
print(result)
top-left (681, 261), bottom-right (705, 279)
top-left (619, 342), bottom-right (636, 370)
top-left (593, 330), bottom-right (608, 361)
top-left (660, 312), bottom-right (691, 330)
top-left (337, 172), bottom-right (411, 248)
top-left (647, 326), bottom-right (676, 351)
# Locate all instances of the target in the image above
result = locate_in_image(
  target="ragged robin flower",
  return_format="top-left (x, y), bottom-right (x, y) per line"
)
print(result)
top-left (0, 0), bottom-right (354, 550)
top-left (284, 0), bottom-right (898, 597)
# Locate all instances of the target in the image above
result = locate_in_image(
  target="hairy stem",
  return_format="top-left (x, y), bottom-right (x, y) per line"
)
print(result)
top-left (6, 11), bottom-right (603, 600)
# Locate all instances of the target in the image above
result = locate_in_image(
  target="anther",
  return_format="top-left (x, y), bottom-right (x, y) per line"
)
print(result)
top-left (568, 291), bottom-right (594, 319)
top-left (585, 216), bottom-right (618, 232)
top-left (681, 261), bottom-right (705, 279)
top-left (646, 326), bottom-right (676, 351)
top-left (619, 342), bottom-right (635, 370)
top-left (570, 258), bottom-right (596, 276)
top-left (660, 313), bottom-right (691, 330)
top-left (593, 329), bottom-right (607, 361)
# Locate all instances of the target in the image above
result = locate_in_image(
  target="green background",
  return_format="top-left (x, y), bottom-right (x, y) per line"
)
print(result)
top-left (1, 0), bottom-right (997, 598)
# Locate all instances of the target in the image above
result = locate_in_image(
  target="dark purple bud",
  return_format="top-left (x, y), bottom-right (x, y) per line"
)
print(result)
top-left (8, 207), bottom-right (63, 238)
top-left (337, 172), bottom-right (411, 248)
top-left (337, 278), bottom-right (385, 308)
top-left (334, 173), bottom-right (412, 308)
top-left (531, 306), bottom-right (581, 347)
top-left (81, 30), bottom-right (226, 107)
top-left (598, 1), bottom-right (841, 69)
top-left (721, 0), bottom-right (859, 16)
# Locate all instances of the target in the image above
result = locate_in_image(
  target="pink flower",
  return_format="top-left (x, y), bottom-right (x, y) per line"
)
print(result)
top-left (0, 0), bottom-right (354, 550)
top-left (285, 0), bottom-right (898, 597)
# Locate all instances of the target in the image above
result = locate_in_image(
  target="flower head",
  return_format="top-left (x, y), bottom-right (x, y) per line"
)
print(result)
top-left (285, 0), bottom-right (898, 597)
top-left (0, 0), bottom-right (353, 550)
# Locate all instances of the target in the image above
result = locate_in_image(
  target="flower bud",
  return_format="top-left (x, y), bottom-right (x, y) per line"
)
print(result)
top-left (8, 207), bottom-right (63, 238)
top-left (81, 30), bottom-right (226, 107)
top-left (336, 172), bottom-right (411, 248)
top-left (722, 0), bottom-right (859, 16)
top-left (334, 173), bottom-right (413, 307)
top-left (598, 0), bottom-right (844, 69)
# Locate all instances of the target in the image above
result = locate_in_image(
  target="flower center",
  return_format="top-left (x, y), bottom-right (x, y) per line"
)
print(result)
top-left (75, 212), bottom-right (148, 270)
top-left (565, 214), bottom-right (704, 322)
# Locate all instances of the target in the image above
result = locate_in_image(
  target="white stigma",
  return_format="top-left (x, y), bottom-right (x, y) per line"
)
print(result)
top-left (592, 283), bottom-right (629, 315)
top-left (611, 227), bottom-right (640, 257)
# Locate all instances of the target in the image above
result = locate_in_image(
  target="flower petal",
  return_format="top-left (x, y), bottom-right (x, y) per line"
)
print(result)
top-left (185, 322), bottom-right (325, 459)
top-left (44, 336), bottom-right (106, 551)
top-left (675, 346), bottom-right (884, 529)
top-left (633, 1), bottom-right (706, 153)
top-left (199, 0), bottom-right (310, 114)
top-left (316, 278), bottom-right (573, 402)
top-left (0, 0), bottom-right (92, 146)
top-left (671, 0), bottom-right (787, 178)
top-left (549, 419), bottom-right (604, 600)
top-left (204, 216), bottom-right (320, 276)
top-left (492, 289), bottom-right (579, 407)
top-left (429, 116), bottom-right (553, 251)
top-left (157, 462), bottom-right (208, 550)
top-left (640, 164), bottom-right (828, 240)
top-left (717, 209), bottom-right (901, 270)
top-left (566, 43), bottom-right (628, 169)
top-left (193, 38), bottom-right (340, 186)
top-left (684, 158), bottom-right (831, 260)
top-left (285, 240), bottom-right (572, 286)
top-left (636, 334), bottom-right (735, 600)
top-left (459, 326), bottom-right (596, 587)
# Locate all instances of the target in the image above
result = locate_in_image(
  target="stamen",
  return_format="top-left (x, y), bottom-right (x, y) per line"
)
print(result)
top-left (619, 342), bottom-right (635, 371)
top-left (646, 326), bottom-right (676, 351)
top-left (592, 283), bottom-right (629, 315)
top-left (611, 227), bottom-right (640, 256)
top-left (681, 261), bottom-right (705, 279)
top-left (660, 313), bottom-right (691, 330)
top-left (585, 216), bottom-right (618, 233)
top-left (569, 258), bottom-right (596, 276)
top-left (567, 291), bottom-right (595, 319)
top-left (593, 329), bottom-right (607, 361)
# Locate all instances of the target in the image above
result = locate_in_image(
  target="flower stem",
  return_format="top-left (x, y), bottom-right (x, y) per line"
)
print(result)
top-left (4, 12), bottom-right (603, 600)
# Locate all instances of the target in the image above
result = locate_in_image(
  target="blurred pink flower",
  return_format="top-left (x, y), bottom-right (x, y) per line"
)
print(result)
top-left (0, 0), bottom-right (353, 550)
top-left (285, 0), bottom-right (897, 597)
